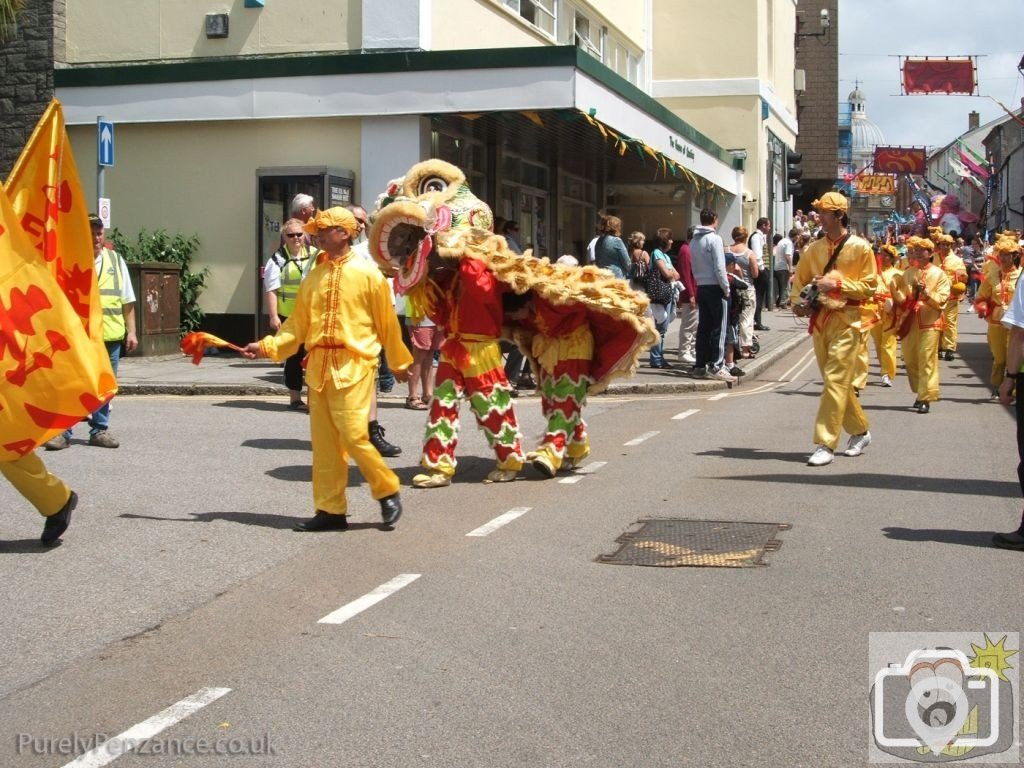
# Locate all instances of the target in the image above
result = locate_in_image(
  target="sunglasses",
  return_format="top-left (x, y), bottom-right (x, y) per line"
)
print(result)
top-left (285, 232), bottom-right (304, 239)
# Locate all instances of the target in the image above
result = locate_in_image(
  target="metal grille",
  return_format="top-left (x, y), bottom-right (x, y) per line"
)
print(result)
top-left (597, 518), bottom-right (790, 568)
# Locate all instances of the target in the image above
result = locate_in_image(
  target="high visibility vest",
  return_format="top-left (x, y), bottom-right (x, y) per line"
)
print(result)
top-left (97, 247), bottom-right (127, 341)
top-left (274, 247), bottom-right (314, 317)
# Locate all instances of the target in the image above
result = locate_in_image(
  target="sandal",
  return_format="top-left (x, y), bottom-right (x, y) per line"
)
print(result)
top-left (405, 397), bottom-right (428, 410)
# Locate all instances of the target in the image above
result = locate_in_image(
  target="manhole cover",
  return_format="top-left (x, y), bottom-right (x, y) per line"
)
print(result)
top-left (597, 518), bottom-right (790, 568)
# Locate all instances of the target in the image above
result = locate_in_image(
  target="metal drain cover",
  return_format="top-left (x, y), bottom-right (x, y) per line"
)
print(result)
top-left (598, 518), bottom-right (790, 568)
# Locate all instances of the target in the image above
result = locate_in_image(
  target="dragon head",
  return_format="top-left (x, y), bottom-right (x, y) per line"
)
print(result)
top-left (367, 159), bottom-right (495, 294)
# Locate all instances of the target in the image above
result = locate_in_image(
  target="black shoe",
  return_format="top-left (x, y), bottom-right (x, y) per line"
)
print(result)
top-left (379, 493), bottom-right (402, 526)
top-left (916, 402), bottom-right (930, 414)
top-left (41, 491), bottom-right (77, 547)
top-left (754, 324), bottom-right (770, 331)
top-left (728, 365), bottom-right (746, 377)
top-left (516, 376), bottom-right (537, 390)
top-left (911, 400), bottom-right (922, 411)
top-left (944, 350), bottom-right (955, 361)
top-left (294, 511), bottom-right (348, 532)
top-left (369, 421), bottom-right (401, 457)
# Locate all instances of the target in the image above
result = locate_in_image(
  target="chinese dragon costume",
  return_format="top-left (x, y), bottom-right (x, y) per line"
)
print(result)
top-left (367, 159), bottom-right (657, 486)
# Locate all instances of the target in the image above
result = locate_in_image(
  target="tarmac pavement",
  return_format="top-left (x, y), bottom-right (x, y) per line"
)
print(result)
top-left (117, 307), bottom-right (811, 397)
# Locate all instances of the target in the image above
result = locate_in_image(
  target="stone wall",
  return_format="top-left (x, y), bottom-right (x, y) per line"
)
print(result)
top-left (0, 0), bottom-right (63, 177)
top-left (794, 0), bottom-right (839, 202)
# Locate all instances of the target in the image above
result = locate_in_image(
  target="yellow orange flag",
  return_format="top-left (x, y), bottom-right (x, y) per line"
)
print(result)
top-left (5, 99), bottom-right (102, 341)
top-left (0, 102), bottom-right (116, 461)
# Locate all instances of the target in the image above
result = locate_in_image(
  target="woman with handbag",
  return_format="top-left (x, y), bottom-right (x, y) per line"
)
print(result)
top-left (647, 228), bottom-right (680, 369)
top-left (726, 226), bottom-right (759, 360)
top-left (627, 231), bottom-right (650, 293)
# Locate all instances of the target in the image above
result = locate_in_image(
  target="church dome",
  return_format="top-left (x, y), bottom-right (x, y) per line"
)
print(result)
top-left (848, 83), bottom-right (885, 169)
top-left (851, 115), bottom-right (886, 153)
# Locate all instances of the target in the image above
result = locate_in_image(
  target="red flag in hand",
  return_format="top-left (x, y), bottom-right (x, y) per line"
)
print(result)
top-left (180, 331), bottom-right (246, 365)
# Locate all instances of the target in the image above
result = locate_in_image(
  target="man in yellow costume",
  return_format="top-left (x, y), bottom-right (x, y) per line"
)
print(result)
top-left (893, 236), bottom-right (950, 414)
top-left (243, 208), bottom-right (412, 531)
top-left (867, 244), bottom-right (901, 388)
top-left (790, 192), bottom-right (878, 466)
top-left (931, 229), bottom-right (967, 361)
top-left (976, 233), bottom-right (1022, 395)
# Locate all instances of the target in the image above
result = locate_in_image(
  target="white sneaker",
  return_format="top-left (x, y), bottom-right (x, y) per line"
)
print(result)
top-left (712, 367), bottom-right (736, 383)
top-left (680, 354), bottom-right (696, 365)
top-left (880, 374), bottom-right (893, 387)
top-left (842, 431), bottom-right (871, 457)
top-left (807, 445), bottom-right (834, 466)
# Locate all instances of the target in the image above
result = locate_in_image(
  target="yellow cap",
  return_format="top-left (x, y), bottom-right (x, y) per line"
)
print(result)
top-left (879, 244), bottom-right (899, 260)
top-left (303, 207), bottom-right (359, 238)
top-left (994, 235), bottom-right (1021, 255)
top-left (811, 192), bottom-right (849, 213)
top-left (906, 236), bottom-right (934, 252)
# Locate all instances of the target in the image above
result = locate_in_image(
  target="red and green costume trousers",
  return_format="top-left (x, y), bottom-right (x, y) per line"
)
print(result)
top-left (528, 324), bottom-right (593, 471)
top-left (420, 335), bottom-right (524, 477)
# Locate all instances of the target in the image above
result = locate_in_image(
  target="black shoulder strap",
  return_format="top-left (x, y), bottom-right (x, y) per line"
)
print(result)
top-left (823, 233), bottom-right (852, 274)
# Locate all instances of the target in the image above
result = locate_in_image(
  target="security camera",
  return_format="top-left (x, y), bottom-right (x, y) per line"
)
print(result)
top-left (820, 8), bottom-right (830, 29)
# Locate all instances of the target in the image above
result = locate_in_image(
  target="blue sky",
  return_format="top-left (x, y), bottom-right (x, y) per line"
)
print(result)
top-left (838, 0), bottom-right (1023, 149)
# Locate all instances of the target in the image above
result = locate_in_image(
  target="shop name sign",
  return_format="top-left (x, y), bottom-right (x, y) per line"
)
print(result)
top-left (669, 136), bottom-right (695, 160)
top-left (858, 175), bottom-right (896, 196)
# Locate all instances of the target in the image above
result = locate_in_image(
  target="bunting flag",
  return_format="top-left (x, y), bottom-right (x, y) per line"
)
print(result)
top-left (947, 156), bottom-right (987, 194)
top-left (5, 100), bottom-right (102, 341)
top-left (902, 57), bottom-right (976, 95)
top-left (0, 174), bottom-right (117, 461)
top-left (955, 141), bottom-right (991, 180)
top-left (180, 331), bottom-right (247, 364)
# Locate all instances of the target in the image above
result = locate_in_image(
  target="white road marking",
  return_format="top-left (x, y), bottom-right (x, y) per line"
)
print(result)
top-left (62, 687), bottom-right (231, 768)
top-left (466, 507), bottom-right (531, 537)
top-left (672, 408), bottom-right (701, 420)
top-left (319, 574), bottom-right (422, 625)
top-left (624, 431), bottom-right (659, 446)
top-left (707, 392), bottom-right (729, 401)
top-left (574, 461), bottom-right (606, 474)
top-left (558, 476), bottom-right (583, 485)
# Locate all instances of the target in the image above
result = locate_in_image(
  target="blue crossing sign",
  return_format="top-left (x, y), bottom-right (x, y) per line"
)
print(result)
top-left (98, 120), bottom-right (115, 167)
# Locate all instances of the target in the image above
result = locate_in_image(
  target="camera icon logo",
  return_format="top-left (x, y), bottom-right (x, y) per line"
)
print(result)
top-left (872, 648), bottom-right (999, 756)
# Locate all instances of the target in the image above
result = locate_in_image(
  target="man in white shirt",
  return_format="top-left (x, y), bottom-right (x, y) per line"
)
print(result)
top-left (995, 237), bottom-right (1024, 550)
top-left (748, 217), bottom-right (772, 330)
top-left (773, 229), bottom-right (795, 308)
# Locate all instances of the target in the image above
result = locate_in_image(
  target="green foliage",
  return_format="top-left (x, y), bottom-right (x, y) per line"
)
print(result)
top-left (109, 228), bottom-right (210, 335)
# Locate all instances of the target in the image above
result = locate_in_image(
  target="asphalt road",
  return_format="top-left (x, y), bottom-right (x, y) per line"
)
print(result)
top-left (1, 313), bottom-right (1020, 767)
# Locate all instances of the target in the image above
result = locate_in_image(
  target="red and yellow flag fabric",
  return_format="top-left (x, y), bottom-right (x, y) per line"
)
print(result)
top-left (5, 99), bottom-right (102, 341)
top-left (0, 101), bottom-right (116, 461)
top-left (180, 331), bottom-right (246, 365)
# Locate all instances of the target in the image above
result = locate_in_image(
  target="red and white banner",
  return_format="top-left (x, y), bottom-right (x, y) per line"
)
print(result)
top-left (902, 57), bottom-right (976, 95)
top-left (873, 147), bottom-right (927, 176)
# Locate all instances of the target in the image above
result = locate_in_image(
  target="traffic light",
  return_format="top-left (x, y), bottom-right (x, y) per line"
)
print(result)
top-left (784, 148), bottom-right (803, 201)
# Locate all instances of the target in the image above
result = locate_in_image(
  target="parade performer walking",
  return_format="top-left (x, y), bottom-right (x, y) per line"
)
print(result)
top-left (931, 229), bottom-right (968, 361)
top-left (243, 207), bottom-right (411, 530)
top-left (892, 236), bottom-right (950, 414)
top-left (871, 244), bottom-right (902, 388)
top-left (790, 192), bottom-right (878, 466)
top-left (366, 160), bottom-right (656, 488)
top-left (976, 233), bottom-right (1022, 395)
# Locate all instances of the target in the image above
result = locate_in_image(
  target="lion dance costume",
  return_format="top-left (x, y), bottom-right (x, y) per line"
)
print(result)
top-left (367, 160), bottom-right (656, 487)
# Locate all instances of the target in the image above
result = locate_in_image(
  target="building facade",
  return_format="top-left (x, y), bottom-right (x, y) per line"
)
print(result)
top-left (984, 108), bottom-right (1024, 234)
top-left (29, 0), bottom-right (797, 342)
top-left (793, 0), bottom-right (838, 212)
